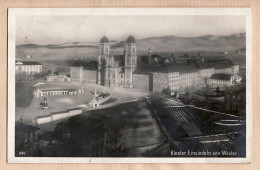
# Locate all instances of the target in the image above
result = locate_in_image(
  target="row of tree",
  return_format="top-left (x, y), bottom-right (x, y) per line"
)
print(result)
top-left (34, 70), bottom-right (51, 79)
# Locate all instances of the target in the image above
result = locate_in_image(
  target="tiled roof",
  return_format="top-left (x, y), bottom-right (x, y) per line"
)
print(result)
top-left (140, 54), bottom-right (173, 66)
top-left (210, 73), bottom-right (232, 80)
top-left (134, 57), bottom-right (198, 74)
top-left (71, 61), bottom-right (98, 70)
top-left (153, 64), bottom-right (198, 74)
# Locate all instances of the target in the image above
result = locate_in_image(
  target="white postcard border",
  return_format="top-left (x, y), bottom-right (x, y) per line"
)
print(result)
top-left (8, 8), bottom-right (252, 163)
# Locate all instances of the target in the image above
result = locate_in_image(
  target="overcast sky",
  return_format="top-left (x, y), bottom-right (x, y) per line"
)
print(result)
top-left (16, 15), bottom-right (245, 45)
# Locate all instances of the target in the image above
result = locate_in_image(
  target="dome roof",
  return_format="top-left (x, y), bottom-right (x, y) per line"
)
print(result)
top-left (100, 36), bottom-right (109, 43)
top-left (126, 35), bottom-right (136, 43)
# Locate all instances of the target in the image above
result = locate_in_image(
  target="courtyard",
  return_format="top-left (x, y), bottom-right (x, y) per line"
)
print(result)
top-left (15, 80), bottom-right (151, 122)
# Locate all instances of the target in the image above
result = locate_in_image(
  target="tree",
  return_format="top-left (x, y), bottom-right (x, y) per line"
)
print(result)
top-left (215, 86), bottom-right (220, 93)
top-left (185, 91), bottom-right (190, 98)
top-left (171, 53), bottom-right (175, 63)
top-left (162, 87), bottom-right (171, 96)
top-left (54, 67), bottom-right (66, 75)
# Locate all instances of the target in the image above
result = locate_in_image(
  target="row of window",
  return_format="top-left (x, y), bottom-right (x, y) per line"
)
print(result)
top-left (17, 65), bottom-right (42, 70)
top-left (211, 83), bottom-right (227, 86)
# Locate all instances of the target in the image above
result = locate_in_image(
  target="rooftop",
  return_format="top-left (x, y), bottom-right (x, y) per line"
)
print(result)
top-left (153, 64), bottom-right (198, 74)
top-left (210, 73), bottom-right (233, 80)
top-left (71, 61), bottom-right (98, 70)
top-left (135, 56), bottom-right (198, 74)
top-left (193, 58), bottom-right (233, 70)
top-left (16, 61), bottom-right (42, 65)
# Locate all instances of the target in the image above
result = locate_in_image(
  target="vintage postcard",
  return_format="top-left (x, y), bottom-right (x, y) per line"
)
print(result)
top-left (8, 8), bottom-right (252, 163)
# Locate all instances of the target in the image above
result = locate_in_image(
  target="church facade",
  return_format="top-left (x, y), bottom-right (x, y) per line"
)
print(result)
top-left (97, 36), bottom-right (137, 88)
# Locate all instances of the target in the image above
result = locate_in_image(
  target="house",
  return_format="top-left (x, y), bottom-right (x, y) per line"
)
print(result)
top-left (224, 83), bottom-right (246, 116)
top-left (15, 61), bottom-right (42, 74)
top-left (208, 73), bottom-right (242, 88)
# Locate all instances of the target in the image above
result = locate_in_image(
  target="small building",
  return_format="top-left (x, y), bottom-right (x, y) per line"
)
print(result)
top-left (34, 88), bottom-right (82, 98)
top-left (88, 91), bottom-right (111, 109)
top-left (15, 61), bottom-right (42, 74)
top-left (208, 73), bottom-right (242, 88)
top-left (47, 75), bottom-right (70, 82)
top-left (89, 98), bottom-right (100, 108)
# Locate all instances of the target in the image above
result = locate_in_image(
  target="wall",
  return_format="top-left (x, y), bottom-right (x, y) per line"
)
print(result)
top-left (35, 109), bottom-right (82, 125)
top-left (124, 68), bottom-right (132, 88)
top-left (51, 109), bottom-right (82, 121)
top-left (152, 72), bottom-right (169, 92)
top-left (215, 67), bottom-right (233, 74)
top-left (82, 69), bottom-right (97, 84)
top-left (208, 79), bottom-right (230, 87)
top-left (168, 72), bottom-right (179, 91)
top-left (179, 72), bottom-right (199, 89)
top-left (133, 73), bottom-right (150, 90)
top-left (35, 116), bottom-right (52, 125)
top-left (233, 65), bottom-right (240, 74)
top-left (108, 68), bottom-right (120, 87)
top-left (70, 66), bottom-right (81, 82)
top-left (198, 68), bottom-right (215, 86)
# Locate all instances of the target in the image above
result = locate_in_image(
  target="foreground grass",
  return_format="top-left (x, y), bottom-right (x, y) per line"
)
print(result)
top-left (15, 81), bottom-right (35, 108)
top-left (86, 101), bottom-right (164, 156)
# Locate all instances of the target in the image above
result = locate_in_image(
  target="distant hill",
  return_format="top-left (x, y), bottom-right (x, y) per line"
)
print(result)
top-left (16, 33), bottom-right (245, 61)
top-left (17, 42), bottom-right (99, 49)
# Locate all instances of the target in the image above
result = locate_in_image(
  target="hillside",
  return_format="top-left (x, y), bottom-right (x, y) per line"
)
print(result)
top-left (16, 33), bottom-right (246, 61)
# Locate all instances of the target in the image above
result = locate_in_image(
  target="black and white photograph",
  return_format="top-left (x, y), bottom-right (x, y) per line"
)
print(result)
top-left (8, 8), bottom-right (252, 163)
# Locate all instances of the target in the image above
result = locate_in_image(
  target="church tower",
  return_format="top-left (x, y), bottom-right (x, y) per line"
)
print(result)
top-left (124, 35), bottom-right (137, 88)
top-left (98, 36), bottom-right (110, 85)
